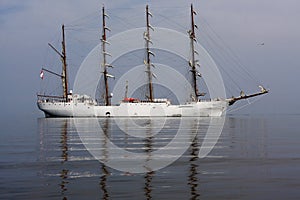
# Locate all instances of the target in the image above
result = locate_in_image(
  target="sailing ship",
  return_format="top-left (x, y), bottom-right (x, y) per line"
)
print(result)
top-left (37, 4), bottom-right (268, 117)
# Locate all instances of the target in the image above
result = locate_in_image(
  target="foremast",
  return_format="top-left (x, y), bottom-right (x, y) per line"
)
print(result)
top-left (144, 5), bottom-right (155, 102)
top-left (188, 4), bottom-right (268, 105)
top-left (101, 6), bottom-right (113, 106)
top-left (189, 4), bottom-right (203, 101)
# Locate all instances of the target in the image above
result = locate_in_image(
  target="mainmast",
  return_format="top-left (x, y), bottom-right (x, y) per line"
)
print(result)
top-left (101, 6), bottom-right (112, 106)
top-left (61, 25), bottom-right (68, 102)
top-left (145, 5), bottom-right (154, 102)
top-left (189, 4), bottom-right (202, 101)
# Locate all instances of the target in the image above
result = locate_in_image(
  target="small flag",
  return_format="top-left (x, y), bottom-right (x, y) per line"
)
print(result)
top-left (40, 70), bottom-right (44, 80)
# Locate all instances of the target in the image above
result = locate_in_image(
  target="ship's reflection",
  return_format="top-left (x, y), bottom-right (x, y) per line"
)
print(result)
top-left (144, 171), bottom-right (154, 199)
top-left (38, 118), bottom-right (70, 200)
top-left (188, 136), bottom-right (200, 199)
top-left (60, 119), bottom-right (69, 200)
top-left (38, 117), bottom-right (215, 199)
top-left (143, 120), bottom-right (154, 200)
top-left (99, 119), bottom-right (110, 200)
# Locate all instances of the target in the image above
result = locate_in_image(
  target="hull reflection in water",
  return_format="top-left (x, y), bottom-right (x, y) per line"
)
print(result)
top-left (73, 117), bottom-right (224, 173)
top-left (34, 116), bottom-right (300, 199)
top-left (38, 117), bottom-right (227, 199)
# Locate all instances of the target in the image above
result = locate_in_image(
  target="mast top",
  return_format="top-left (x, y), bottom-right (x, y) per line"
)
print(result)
top-left (190, 4), bottom-right (197, 38)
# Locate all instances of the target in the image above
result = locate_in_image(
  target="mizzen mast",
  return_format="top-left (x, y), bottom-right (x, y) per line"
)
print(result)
top-left (61, 25), bottom-right (68, 102)
top-left (101, 6), bottom-right (112, 106)
top-left (144, 5), bottom-right (155, 102)
top-left (47, 24), bottom-right (69, 102)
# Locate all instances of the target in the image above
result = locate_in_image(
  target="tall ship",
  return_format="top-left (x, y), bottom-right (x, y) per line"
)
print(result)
top-left (37, 4), bottom-right (268, 117)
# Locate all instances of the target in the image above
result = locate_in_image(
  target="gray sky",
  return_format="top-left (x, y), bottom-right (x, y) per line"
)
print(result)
top-left (0, 0), bottom-right (299, 117)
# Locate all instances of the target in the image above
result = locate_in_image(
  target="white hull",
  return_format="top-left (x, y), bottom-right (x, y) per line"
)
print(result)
top-left (37, 100), bottom-right (228, 117)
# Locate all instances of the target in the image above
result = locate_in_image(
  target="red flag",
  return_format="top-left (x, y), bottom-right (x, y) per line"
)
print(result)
top-left (40, 70), bottom-right (44, 80)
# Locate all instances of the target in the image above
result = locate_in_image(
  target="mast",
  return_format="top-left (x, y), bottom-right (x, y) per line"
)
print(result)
top-left (189, 4), bottom-right (201, 101)
top-left (187, 4), bottom-right (269, 105)
top-left (44, 25), bottom-right (68, 102)
top-left (145, 5), bottom-right (154, 102)
top-left (102, 6), bottom-right (111, 106)
top-left (61, 25), bottom-right (68, 102)
top-left (124, 80), bottom-right (128, 99)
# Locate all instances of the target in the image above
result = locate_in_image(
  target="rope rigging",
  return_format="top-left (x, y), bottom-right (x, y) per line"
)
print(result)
top-left (39, 5), bottom-right (266, 105)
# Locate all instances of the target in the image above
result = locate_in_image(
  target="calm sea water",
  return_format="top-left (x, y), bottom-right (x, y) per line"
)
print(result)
top-left (1, 115), bottom-right (300, 199)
